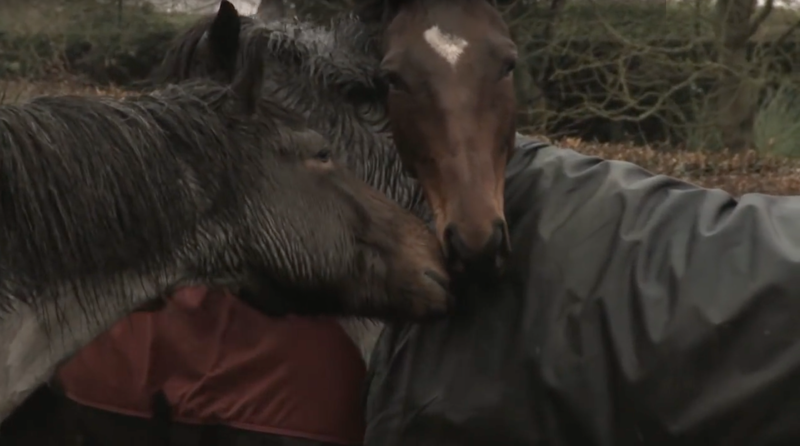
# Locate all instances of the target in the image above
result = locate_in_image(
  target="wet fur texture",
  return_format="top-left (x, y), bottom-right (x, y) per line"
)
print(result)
top-left (153, 0), bottom-right (506, 362)
top-left (152, 5), bottom-right (429, 362)
top-left (151, 8), bottom-right (427, 220)
top-left (0, 72), bottom-right (449, 418)
top-left (0, 80), bottom-right (361, 317)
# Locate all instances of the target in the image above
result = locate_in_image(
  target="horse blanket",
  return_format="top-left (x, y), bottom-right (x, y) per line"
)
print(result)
top-left (365, 137), bottom-right (800, 446)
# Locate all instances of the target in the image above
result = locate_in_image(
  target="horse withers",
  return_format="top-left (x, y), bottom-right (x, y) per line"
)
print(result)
top-left (0, 51), bottom-right (451, 422)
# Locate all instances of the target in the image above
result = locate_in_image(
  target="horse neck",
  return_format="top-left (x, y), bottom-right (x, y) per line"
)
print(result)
top-left (0, 272), bottom-right (175, 421)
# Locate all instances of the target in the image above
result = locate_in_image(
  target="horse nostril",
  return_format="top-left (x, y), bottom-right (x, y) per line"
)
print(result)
top-left (488, 221), bottom-right (503, 251)
top-left (444, 221), bottom-right (508, 273)
top-left (489, 219), bottom-right (509, 255)
top-left (443, 223), bottom-right (458, 258)
top-left (484, 219), bottom-right (510, 273)
top-left (443, 224), bottom-right (467, 273)
top-left (495, 253), bottom-right (506, 271)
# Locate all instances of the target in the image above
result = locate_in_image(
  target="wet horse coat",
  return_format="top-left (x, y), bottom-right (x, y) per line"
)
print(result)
top-left (39, 1), bottom-right (517, 443)
top-left (155, 0), bottom-right (518, 274)
top-left (146, 0), bottom-right (519, 359)
top-left (0, 70), bottom-right (451, 423)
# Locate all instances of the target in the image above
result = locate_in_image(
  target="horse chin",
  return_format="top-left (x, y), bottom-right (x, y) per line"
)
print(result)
top-left (449, 259), bottom-right (507, 289)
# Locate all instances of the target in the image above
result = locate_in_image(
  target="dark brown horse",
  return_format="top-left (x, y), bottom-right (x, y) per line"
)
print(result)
top-left (0, 51), bottom-right (450, 422)
top-left (156, 0), bottom-right (519, 275)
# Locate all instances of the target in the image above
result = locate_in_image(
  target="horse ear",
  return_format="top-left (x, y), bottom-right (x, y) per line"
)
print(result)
top-left (383, 0), bottom-right (402, 20)
top-left (208, 0), bottom-right (242, 81)
top-left (256, 0), bottom-right (286, 23)
top-left (229, 44), bottom-right (265, 116)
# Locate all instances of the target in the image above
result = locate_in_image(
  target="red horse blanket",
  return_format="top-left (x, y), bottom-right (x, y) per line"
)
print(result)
top-left (56, 286), bottom-right (366, 445)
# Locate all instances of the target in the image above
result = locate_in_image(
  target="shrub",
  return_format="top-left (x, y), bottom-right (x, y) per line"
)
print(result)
top-left (0, 0), bottom-right (189, 84)
top-left (754, 81), bottom-right (800, 158)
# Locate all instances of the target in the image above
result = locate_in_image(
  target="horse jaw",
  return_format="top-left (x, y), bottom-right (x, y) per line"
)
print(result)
top-left (0, 272), bottom-right (181, 422)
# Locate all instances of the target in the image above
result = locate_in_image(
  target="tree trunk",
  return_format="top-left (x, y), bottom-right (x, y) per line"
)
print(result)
top-left (711, 0), bottom-right (763, 151)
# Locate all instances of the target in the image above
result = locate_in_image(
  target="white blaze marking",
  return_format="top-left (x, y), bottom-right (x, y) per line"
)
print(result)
top-left (423, 25), bottom-right (468, 68)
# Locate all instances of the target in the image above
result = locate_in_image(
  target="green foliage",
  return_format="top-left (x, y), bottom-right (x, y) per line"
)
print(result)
top-left (5, 0), bottom-right (800, 152)
top-left (754, 81), bottom-right (800, 157)
top-left (0, 0), bottom-right (187, 83)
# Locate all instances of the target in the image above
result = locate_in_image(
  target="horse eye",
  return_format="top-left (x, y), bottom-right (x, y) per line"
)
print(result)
top-left (384, 71), bottom-right (408, 92)
top-left (314, 149), bottom-right (332, 162)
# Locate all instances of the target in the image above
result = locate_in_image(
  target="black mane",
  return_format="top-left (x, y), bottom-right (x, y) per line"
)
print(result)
top-left (153, 13), bottom-right (384, 101)
top-left (248, 16), bottom-right (383, 96)
top-left (152, 5), bottom-right (428, 219)
top-left (0, 80), bottom-right (308, 315)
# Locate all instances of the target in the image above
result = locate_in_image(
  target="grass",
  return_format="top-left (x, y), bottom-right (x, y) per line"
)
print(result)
top-left (0, 0), bottom-right (197, 36)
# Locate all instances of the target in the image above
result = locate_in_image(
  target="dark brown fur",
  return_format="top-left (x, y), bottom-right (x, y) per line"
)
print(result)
top-left (372, 0), bottom-right (518, 273)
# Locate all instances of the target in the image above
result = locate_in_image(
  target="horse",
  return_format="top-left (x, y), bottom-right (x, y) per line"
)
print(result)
top-left (148, 0), bottom-right (518, 361)
top-left (154, 0), bottom-right (519, 275)
top-left (0, 2), bottom-right (515, 443)
top-left (0, 52), bottom-right (451, 422)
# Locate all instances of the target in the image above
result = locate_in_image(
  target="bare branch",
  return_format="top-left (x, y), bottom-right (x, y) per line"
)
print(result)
top-left (748, 0), bottom-right (774, 40)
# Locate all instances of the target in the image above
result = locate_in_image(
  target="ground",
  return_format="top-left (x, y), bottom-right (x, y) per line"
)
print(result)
top-left (1, 77), bottom-right (128, 104)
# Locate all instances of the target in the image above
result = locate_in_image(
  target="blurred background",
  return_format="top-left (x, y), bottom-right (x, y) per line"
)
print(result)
top-left (3, 0), bottom-right (800, 194)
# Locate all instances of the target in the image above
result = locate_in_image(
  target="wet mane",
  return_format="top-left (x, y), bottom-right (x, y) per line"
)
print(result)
top-left (151, 15), bottom-right (224, 83)
top-left (247, 16), bottom-right (383, 97)
top-left (243, 21), bottom-right (427, 218)
top-left (220, 15), bottom-right (426, 218)
top-left (153, 13), bottom-right (382, 96)
top-left (0, 80), bottom-right (306, 319)
top-left (151, 0), bottom-right (435, 237)
top-left (156, 14), bottom-right (382, 95)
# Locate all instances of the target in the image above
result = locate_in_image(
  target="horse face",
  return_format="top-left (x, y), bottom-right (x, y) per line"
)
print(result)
top-left (379, 0), bottom-right (517, 276)
top-left (233, 125), bottom-right (452, 321)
